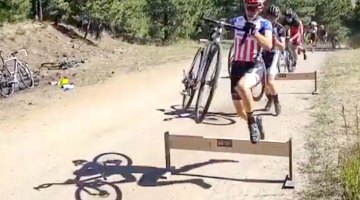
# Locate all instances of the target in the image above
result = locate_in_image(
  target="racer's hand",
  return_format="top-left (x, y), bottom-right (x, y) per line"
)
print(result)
top-left (244, 21), bottom-right (257, 35)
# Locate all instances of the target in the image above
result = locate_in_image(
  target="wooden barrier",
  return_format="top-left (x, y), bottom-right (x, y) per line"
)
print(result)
top-left (275, 71), bottom-right (318, 94)
top-left (163, 132), bottom-right (294, 189)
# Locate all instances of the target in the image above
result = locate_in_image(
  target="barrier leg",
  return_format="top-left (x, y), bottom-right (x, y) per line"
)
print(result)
top-left (162, 132), bottom-right (174, 179)
top-left (283, 138), bottom-right (295, 189)
top-left (312, 71), bottom-right (319, 95)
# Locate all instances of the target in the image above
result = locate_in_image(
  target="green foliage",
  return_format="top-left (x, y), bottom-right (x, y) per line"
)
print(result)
top-left (0, 0), bottom-right (31, 22)
top-left (0, 0), bottom-right (359, 42)
top-left (341, 147), bottom-right (360, 200)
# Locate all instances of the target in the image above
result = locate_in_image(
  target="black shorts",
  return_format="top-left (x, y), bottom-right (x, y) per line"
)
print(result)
top-left (230, 61), bottom-right (264, 100)
top-left (262, 52), bottom-right (275, 69)
top-left (309, 32), bottom-right (316, 41)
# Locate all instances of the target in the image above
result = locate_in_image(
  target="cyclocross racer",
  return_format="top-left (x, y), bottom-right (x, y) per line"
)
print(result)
top-left (282, 8), bottom-right (306, 65)
top-left (262, 5), bottom-right (285, 116)
top-left (307, 21), bottom-right (318, 47)
top-left (229, 0), bottom-right (272, 144)
top-left (318, 25), bottom-right (328, 43)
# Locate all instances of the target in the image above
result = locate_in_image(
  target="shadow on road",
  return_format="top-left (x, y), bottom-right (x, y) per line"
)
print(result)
top-left (34, 152), bottom-right (286, 199)
top-left (157, 105), bottom-right (237, 126)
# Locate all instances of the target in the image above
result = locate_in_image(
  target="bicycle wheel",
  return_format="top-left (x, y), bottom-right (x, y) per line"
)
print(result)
top-left (194, 43), bottom-right (221, 123)
top-left (18, 62), bottom-right (34, 88)
top-left (181, 47), bottom-right (203, 111)
top-left (75, 180), bottom-right (122, 200)
top-left (251, 62), bottom-right (266, 102)
top-left (0, 61), bottom-right (14, 97)
top-left (285, 49), bottom-right (295, 73)
top-left (227, 43), bottom-right (234, 76)
top-left (93, 153), bottom-right (132, 166)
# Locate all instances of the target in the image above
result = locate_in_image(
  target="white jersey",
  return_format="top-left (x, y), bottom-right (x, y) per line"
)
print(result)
top-left (230, 16), bottom-right (272, 62)
top-left (309, 26), bottom-right (317, 34)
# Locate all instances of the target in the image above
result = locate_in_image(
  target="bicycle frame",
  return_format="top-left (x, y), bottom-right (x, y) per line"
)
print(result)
top-left (2, 49), bottom-right (28, 85)
top-left (193, 21), bottom-right (227, 90)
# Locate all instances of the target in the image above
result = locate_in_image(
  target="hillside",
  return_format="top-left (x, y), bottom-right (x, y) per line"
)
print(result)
top-left (0, 21), bottom-right (198, 119)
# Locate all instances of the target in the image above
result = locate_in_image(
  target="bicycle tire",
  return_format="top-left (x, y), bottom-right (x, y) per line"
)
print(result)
top-left (40, 62), bottom-right (62, 70)
top-left (75, 180), bottom-right (122, 200)
top-left (286, 49), bottom-right (295, 73)
top-left (93, 152), bottom-right (132, 166)
top-left (0, 61), bottom-right (15, 97)
top-left (251, 61), bottom-right (266, 102)
top-left (18, 62), bottom-right (34, 88)
top-left (181, 47), bottom-right (203, 111)
top-left (194, 43), bottom-right (221, 124)
top-left (227, 43), bottom-right (234, 76)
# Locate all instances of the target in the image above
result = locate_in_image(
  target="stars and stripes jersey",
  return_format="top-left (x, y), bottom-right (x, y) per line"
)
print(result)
top-left (230, 16), bottom-right (272, 62)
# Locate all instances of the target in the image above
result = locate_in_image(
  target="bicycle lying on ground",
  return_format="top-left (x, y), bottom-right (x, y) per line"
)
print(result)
top-left (40, 58), bottom-right (85, 71)
top-left (181, 17), bottom-right (267, 123)
top-left (0, 48), bottom-right (34, 97)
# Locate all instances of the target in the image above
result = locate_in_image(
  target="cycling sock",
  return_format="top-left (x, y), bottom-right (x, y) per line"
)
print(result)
top-left (247, 112), bottom-right (256, 124)
top-left (273, 94), bottom-right (279, 103)
top-left (266, 93), bottom-right (272, 101)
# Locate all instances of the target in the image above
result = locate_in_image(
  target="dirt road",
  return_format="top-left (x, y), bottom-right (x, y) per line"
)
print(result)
top-left (0, 49), bottom-right (327, 200)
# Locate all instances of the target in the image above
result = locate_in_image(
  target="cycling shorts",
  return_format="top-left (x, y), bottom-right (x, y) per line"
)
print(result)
top-left (230, 61), bottom-right (264, 100)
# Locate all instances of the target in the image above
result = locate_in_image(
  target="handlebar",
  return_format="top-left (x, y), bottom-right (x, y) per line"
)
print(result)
top-left (9, 48), bottom-right (28, 57)
top-left (202, 17), bottom-right (245, 32)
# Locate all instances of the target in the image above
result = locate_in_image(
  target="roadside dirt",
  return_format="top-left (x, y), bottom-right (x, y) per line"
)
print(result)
top-left (0, 21), bottom-right (198, 121)
top-left (0, 25), bottom-right (328, 200)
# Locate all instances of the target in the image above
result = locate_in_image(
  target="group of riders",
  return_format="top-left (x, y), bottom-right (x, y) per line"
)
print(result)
top-left (225, 0), bottom-right (334, 144)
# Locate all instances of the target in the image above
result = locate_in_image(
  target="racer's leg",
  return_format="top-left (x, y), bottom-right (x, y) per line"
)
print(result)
top-left (236, 62), bottom-right (265, 143)
top-left (266, 51), bottom-right (281, 115)
top-left (231, 62), bottom-right (247, 120)
top-left (263, 53), bottom-right (273, 111)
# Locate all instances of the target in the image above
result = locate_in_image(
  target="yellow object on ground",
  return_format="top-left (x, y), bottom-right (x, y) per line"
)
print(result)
top-left (59, 77), bottom-right (69, 87)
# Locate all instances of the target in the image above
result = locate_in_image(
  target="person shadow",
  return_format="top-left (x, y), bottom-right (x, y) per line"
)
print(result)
top-left (33, 152), bottom-right (239, 199)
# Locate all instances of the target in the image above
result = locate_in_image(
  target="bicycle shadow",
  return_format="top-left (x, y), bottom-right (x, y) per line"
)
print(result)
top-left (157, 105), bottom-right (237, 126)
top-left (33, 152), bottom-right (239, 199)
top-left (34, 152), bottom-right (286, 200)
top-left (253, 109), bottom-right (277, 117)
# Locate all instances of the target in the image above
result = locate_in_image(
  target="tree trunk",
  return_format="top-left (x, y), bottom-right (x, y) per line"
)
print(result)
top-left (34, 0), bottom-right (39, 20)
top-left (39, 0), bottom-right (43, 21)
top-left (84, 20), bottom-right (91, 39)
top-left (163, 1), bottom-right (169, 41)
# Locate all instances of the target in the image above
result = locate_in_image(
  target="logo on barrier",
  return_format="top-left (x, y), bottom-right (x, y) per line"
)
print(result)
top-left (216, 139), bottom-right (233, 147)
top-left (278, 74), bottom-right (287, 78)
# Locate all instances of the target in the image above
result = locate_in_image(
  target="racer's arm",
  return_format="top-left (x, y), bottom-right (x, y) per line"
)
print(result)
top-left (274, 36), bottom-right (285, 51)
top-left (254, 21), bottom-right (272, 51)
top-left (273, 24), bottom-right (286, 51)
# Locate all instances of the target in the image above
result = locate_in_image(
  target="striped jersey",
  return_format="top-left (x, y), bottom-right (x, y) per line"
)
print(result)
top-left (230, 16), bottom-right (272, 62)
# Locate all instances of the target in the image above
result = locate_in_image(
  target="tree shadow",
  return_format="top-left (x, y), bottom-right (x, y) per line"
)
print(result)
top-left (51, 24), bottom-right (97, 46)
top-left (157, 105), bottom-right (237, 126)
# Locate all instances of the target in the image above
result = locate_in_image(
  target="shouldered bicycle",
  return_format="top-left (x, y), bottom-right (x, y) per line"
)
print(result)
top-left (181, 17), bottom-right (267, 123)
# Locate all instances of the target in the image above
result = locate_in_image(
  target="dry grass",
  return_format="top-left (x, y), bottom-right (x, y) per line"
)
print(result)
top-left (300, 49), bottom-right (360, 199)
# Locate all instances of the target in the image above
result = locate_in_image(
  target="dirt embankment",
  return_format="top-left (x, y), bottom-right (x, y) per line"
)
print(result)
top-left (0, 21), bottom-right (199, 120)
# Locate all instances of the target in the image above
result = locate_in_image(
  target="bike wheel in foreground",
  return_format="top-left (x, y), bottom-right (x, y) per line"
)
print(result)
top-left (181, 47), bottom-right (203, 111)
top-left (194, 43), bottom-right (221, 123)
top-left (75, 180), bottom-right (122, 200)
